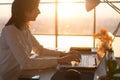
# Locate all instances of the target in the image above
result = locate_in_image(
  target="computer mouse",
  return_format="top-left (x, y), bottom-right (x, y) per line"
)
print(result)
top-left (64, 69), bottom-right (81, 80)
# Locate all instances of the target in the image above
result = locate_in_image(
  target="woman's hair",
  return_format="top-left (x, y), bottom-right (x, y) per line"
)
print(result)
top-left (6, 0), bottom-right (40, 29)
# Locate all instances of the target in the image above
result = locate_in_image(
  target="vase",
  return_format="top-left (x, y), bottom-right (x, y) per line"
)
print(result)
top-left (105, 48), bottom-right (117, 77)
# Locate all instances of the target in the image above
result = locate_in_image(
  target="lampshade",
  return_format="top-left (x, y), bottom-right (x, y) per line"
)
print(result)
top-left (85, 0), bottom-right (100, 12)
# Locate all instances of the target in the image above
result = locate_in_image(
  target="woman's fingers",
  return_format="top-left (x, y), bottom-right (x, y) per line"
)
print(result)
top-left (69, 50), bottom-right (81, 59)
top-left (67, 53), bottom-right (81, 62)
top-left (58, 51), bottom-right (81, 64)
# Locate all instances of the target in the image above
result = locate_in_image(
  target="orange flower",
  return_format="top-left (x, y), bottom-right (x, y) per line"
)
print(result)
top-left (94, 28), bottom-right (114, 54)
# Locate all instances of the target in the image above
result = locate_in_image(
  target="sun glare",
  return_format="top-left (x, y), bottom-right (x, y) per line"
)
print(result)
top-left (58, 3), bottom-right (83, 17)
top-left (58, 0), bottom-right (84, 3)
top-left (58, 0), bottom-right (76, 3)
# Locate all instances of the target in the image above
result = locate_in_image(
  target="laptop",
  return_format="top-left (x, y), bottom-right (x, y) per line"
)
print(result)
top-left (58, 47), bottom-right (106, 73)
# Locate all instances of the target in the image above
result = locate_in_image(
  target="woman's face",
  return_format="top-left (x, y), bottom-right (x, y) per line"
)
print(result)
top-left (25, 7), bottom-right (40, 21)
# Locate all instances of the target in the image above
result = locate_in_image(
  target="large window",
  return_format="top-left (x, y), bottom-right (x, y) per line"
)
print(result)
top-left (0, 0), bottom-right (120, 56)
top-left (30, 1), bottom-right (95, 50)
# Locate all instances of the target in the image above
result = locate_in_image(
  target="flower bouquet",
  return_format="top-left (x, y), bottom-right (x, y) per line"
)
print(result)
top-left (94, 28), bottom-right (120, 78)
top-left (93, 28), bottom-right (114, 58)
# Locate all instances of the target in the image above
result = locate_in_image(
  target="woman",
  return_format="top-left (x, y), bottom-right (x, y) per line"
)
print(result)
top-left (0, 0), bottom-right (81, 80)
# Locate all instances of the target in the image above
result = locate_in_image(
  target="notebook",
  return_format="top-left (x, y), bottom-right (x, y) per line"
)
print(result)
top-left (58, 47), bottom-right (105, 73)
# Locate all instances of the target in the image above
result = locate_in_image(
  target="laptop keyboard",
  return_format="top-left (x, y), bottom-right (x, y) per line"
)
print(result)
top-left (77, 54), bottom-right (96, 67)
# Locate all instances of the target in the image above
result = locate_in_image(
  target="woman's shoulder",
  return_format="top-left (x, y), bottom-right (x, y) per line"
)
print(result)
top-left (4, 24), bottom-right (17, 30)
top-left (2, 24), bottom-right (18, 34)
top-left (3, 25), bottom-right (17, 31)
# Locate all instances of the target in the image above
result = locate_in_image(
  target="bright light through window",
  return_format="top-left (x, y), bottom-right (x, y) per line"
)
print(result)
top-left (58, 3), bottom-right (85, 17)
top-left (0, 0), bottom-right (13, 3)
top-left (58, 0), bottom-right (84, 2)
top-left (0, 0), bottom-right (120, 57)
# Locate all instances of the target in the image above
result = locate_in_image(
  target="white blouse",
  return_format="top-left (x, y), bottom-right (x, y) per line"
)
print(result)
top-left (0, 25), bottom-right (61, 77)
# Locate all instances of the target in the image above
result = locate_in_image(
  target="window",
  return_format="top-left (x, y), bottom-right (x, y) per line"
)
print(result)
top-left (0, 5), bottom-right (11, 32)
top-left (0, 0), bottom-right (120, 56)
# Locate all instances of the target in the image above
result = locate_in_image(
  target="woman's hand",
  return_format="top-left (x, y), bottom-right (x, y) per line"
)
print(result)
top-left (58, 50), bottom-right (81, 64)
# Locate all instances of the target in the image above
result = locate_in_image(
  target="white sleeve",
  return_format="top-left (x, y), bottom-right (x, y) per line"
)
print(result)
top-left (3, 26), bottom-right (58, 70)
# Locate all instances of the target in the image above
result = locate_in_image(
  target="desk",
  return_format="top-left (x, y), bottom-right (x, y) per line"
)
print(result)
top-left (39, 69), bottom-right (97, 80)
top-left (38, 61), bottom-right (105, 80)
top-left (29, 57), bottom-right (105, 80)
top-left (38, 57), bottom-right (107, 80)
top-left (21, 68), bottom-right (56, 80)
top-left (39, 69), bottom-right (56, 80)
top-left (21, 65), bottom-right (102, 80)
top-left (21, 58), bottom-right (120, 80)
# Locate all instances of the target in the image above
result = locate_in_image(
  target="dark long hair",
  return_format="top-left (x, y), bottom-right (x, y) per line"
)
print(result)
top-left (6, 0), bottom-right (40, 30)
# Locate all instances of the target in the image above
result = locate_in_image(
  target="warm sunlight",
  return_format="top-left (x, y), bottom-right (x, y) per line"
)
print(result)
top-left (34, 35), bottom-right (94, 52)
top-left (58, 0), bottom-right (84, 3)
top-left (0, 0), bottom-right (13, 3)
top-left (58, 3), bottom-right (85, 17)
top-left (0, 0), bottom-right (120, 58)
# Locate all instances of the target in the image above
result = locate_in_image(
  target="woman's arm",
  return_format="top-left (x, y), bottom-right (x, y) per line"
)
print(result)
top-left (4, 26), bottom-right (58, 70)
